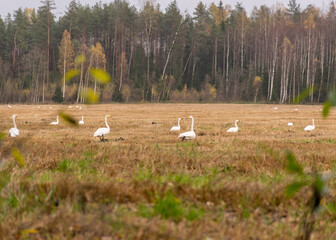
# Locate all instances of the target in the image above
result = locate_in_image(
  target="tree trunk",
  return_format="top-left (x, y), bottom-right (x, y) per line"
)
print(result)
top-left (318, 33), bottom-right (325, 102)
top-left (268, 33), bottom-right (278, 101)
top-left (12, 31), bottom-right (18, 77)
top-left (162, 18), bottom-right (184, 79)
top-left (63, 44), bottom-right (67, 98)
top-left (226, 31), bottom-right (230, 98)
top-left (47, 10), bottom-right (50, 86)
top-left (254, 87), bottom-right (259, 103)
top-left (76, 50), bottom-right (84, 103)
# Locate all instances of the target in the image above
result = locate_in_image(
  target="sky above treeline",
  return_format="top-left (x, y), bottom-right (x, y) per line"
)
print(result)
top-left (0, 0), bottom-right (328, 18)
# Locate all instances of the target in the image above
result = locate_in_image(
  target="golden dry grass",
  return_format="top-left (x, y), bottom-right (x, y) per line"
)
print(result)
top-left (1, 103), bottom-right (336, 239)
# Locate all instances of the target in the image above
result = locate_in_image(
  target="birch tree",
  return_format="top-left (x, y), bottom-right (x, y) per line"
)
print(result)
top-left (58, 29), bottom-right (74, 98)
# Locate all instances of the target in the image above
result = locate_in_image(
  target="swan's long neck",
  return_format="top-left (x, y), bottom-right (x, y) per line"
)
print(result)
top-left (235, 120), bottom-right (238, 128)
top-left (13, 116), bottom-right (17, 128)
top-left (82, 116), bottom-right (84, 121)
top-left (105, 116), bottom-right (110, 129)
top-left (177, 118), bottom-right (180, 127)
top-left (56, 115), bottom-right (59, 123)
top-left (190, 117), bottom-right (194, 132)
top-left (312, 119), bottom-right (314, 127)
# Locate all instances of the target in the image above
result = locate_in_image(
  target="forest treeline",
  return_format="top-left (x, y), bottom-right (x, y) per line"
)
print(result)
top-left (1, 0), bottom-right (336, 103)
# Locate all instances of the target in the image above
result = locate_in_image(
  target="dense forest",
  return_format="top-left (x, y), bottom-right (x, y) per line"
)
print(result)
top-left (1, 0), bottom-right (336, 103)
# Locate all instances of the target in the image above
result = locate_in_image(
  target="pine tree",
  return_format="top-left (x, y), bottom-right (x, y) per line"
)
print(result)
top-left (40, 0), bottom-right (55, 86)
top-left (52, 85), bottom-right (64, 103)
top-left (286, 0), bottom-right (301, 22)
top-left (112, 87), bottom-right (124, 102)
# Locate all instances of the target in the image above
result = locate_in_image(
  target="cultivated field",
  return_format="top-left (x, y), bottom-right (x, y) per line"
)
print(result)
top-left (1, 103), bottom-right (336, 239)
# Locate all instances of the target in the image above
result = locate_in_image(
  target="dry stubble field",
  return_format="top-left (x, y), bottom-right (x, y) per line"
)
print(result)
top-left (1, 103), bottom-right (336, 239)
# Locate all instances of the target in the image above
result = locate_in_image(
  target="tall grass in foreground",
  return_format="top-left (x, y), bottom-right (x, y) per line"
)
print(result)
top-left (1, 101), bottom-right (336, 239)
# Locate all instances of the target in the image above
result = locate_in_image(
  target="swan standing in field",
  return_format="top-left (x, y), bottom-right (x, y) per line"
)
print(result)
top-left (50, 115), bottom-right (59, 125)
top-left (79, 116), bottom-right (84, 125)
top-left (178, 116), bottom-right (196, 141)
top-left (9, 114), bottom-right (19, 137)
top-left (8, 104), bottom-right (12, 108)
top-left (227, 120), bottom-right (239, 133)
top-left (288, 122), bottom-right (294, 126)
top-left (170, 118), bottom-right (182, 131)
top-left (94, 115), bottom-right (111, 141)
top-left (304, 119), bottom-right (315, 132)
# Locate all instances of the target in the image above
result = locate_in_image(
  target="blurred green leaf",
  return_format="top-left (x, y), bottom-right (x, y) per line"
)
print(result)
top-left (89, 68), bottom-right (111, 84)
top-left (21, 228), bottom-right (38, 237)
top-left (325, 203), bottom-right (336, 214)
top-left (328, 92), bottom-right (336, 106)
top-left (286, 151), bottom-right (303, 175)
top-left (285, 182), bottom-right (307, 197)
top-left (285, 181), bottom-right (307, 197)
top-left (82, 88), bottom-right (99, 104)
top-left (59, 112), bottom-right (78, 126)
top-left (0, 132), bottom-right (5, 146)
top-left (12, 148), bottom-right (24, 168)
top-left (322, 101), bottom-right (331, 118)
top-left (313, 175), bottom-right (325, 194)
top-left (65, 69), bottom-right (80, 83)
top-left (322, 92), bottom-right (336, 118)
top-left (0, 170), bottom-right (10, 189)
top-left (293, 87), bottom-right (316, 104)
top-left (75, 55), bottom-right (86, 66)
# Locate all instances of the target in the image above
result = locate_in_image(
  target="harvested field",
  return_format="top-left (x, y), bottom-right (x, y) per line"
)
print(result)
top-left (1, 103), bottom-right (336, 239)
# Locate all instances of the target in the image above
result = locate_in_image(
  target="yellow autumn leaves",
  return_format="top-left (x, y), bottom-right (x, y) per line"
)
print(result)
top-left (59, 30), bottom-right (111, 104)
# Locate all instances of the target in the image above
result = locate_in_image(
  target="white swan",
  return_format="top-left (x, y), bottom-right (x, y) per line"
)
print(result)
top-left (9, 114), bottom-right (19, 137)
top-left (304, 119), bottom-right (315, 131)
top-left (227, 120), bottom-right (239, 133)
top-left (8, 104), bottom-right (12, 108)
top-left (94, 115), bottom-right (111, 141)
top-left (288, 122), bottom-right (293, 126)
top-left (79, 116), bottom-right (84, 125)
top-left (170, 118), bottom-right (181, 131)
top-left (178, 116), bottom-right (196, 141)
top-left (50, 115), bottom-right (59, 125)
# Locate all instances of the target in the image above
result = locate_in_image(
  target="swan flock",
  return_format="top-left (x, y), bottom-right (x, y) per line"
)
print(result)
top-left (7, 107), bottom-right (319, 141)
